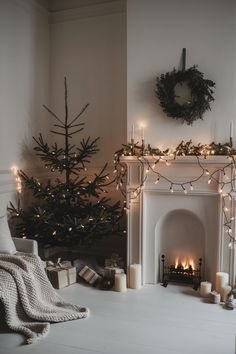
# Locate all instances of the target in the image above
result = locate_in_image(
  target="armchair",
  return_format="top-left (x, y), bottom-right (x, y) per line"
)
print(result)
top-left (12, 237), bottom-right (38, 256)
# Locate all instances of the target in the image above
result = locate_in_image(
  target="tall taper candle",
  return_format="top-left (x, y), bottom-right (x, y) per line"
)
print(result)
top-left (140, 125), bottom-right (144, 141)
top-left (132, 124), bottom-right (135, 141)
top-left (230, 122), bottom-right (233, 139)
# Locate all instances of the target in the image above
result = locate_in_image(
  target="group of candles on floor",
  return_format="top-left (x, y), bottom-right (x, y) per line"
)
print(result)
top-left (200, 272), bottom-right (234, 308)
top-left (115, 267), bottom-right (234, 309)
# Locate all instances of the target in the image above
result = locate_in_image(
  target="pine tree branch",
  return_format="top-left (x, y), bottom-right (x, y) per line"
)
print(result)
top-left (69, 103), bottom-right (89, 126)
top-left (43, 105), bottom-right (64, 124)
top-left (68, 128), bottom-right (84, 135)
top-left (50, 130), bottom-right (67, 136)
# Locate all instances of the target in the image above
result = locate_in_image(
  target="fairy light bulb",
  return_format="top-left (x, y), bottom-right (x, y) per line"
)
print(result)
top-left (228, 241), bottom-right (233, 249)
top-left (166, 161), bottom-right (171, 166)
top-left (224, 207), bottom-right (229, 212)
top-left (208, 178), bottom-right (212, 184)
top-left (183, 188), bottom-right (187, 195)
top-left (11, 166), bottom-right (18, 175)
top-left (205, 169), bottom-right (210, 175)
top-left (170, 185), bottom-right (174, 193)
top-left (11, 165), bottom-right (22, 194)
top-left (190, 183), bottom-right (194, 191)
top-left (155, 177), bottom-right (160, 184)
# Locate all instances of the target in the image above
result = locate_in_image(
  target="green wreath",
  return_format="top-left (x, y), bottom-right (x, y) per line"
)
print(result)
top-left (155, 66), bottom-right (215, 125)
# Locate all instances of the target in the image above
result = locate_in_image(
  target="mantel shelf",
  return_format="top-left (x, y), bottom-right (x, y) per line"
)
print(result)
top-left (121, 155), bottom-right (234, 165)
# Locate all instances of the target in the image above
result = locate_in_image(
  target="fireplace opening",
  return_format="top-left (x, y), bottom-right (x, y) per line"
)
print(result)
top-left (155, 208), bottom-right (205, 284)
top-left (160, 254), bottom-right (202, 288)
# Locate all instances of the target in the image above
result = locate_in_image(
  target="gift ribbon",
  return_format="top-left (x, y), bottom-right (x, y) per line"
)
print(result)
top-left (46, 258), bottom-right (63, 268)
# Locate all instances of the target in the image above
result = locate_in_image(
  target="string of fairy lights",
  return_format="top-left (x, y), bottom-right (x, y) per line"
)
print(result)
top-left (113, 139), bottom-right (236, 248)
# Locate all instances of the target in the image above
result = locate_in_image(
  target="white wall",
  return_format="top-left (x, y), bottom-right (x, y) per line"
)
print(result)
top-left (127, 0), bottom-right (236, 148)
top-left (0, 0), bottom-right (49, 211)
top-left (50, 5), bottom-right (126, 167)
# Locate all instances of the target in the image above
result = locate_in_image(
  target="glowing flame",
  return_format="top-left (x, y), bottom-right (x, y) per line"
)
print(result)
top-left (175, 257), bottom-right (195, 270)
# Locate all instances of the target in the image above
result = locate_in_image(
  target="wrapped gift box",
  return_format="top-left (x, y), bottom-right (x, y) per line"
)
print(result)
top-left (46, 260), bottom-right (76, 289)
top-left (78, 265), bottom-right (102, 285)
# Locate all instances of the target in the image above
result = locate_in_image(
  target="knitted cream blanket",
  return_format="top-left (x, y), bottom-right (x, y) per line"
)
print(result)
top-left (0, 253), bottom-right (89, 344)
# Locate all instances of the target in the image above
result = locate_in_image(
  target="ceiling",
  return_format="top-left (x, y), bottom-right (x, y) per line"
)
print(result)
top-left (36, 0), bottom-right (117, 12)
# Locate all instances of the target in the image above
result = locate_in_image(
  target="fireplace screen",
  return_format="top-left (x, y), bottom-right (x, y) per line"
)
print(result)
top-left (160, 254), bottom-right (202, 289)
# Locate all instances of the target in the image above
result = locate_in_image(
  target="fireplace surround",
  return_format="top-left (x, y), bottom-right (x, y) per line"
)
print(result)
top-left (124, 156), bottom-right (236, 287)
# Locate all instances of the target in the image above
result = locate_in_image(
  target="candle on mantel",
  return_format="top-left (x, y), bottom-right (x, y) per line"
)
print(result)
top-left (139, 124), bottom-right (144, 141)
top-left (222, 285), bottom-right (232, 302)
top-left (200, 281), bottom-right (212, 297)
top-left (215, 272), bottom-right (229, 298)
top-left (129, 264), bottom-right (142, 289)
top-left (230, 122), bottom-right (233, 139)
top-left (114, 273), bottom-right (127, 292)
top-left (131, 124), bottom-right (135, 141)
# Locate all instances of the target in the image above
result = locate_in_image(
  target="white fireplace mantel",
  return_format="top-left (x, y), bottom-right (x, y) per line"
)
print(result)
top-left (123, 156), bottom-right (236, 287)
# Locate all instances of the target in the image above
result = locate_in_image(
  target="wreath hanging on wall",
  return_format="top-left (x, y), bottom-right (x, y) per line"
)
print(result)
top-left (155, 60), bottom-right (216, 125)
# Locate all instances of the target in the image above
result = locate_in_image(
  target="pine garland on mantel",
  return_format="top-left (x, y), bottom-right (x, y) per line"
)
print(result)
top-left (115, 139), bottom-right (235, 159)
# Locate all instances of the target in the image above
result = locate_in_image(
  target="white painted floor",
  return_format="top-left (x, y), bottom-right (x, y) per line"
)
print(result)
top-left (0, 283), bottom-right (235, 354)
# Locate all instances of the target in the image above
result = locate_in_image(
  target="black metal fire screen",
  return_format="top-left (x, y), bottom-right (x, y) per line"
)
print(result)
top-left (160, 254), bottom-right (202, 290)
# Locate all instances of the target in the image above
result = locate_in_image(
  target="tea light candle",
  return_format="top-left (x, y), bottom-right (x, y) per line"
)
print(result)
top-left (114, 273), bottom-right (127, 292)
top-left (200, 281), bottom-right (212, 297)
top-left (129, 264), bottom-right (142, 289)
top-left (222, 285), bottom-right (232, 302)
top-left (215, 272), bottom-right (229, 294)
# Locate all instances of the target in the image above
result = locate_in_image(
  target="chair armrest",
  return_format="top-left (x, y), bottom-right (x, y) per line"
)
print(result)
top-left (12, 237), bottom-right (38, 256)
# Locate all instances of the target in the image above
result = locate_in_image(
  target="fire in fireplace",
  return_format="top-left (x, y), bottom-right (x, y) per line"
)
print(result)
top-left (161, 255), bottom-right (202, 289)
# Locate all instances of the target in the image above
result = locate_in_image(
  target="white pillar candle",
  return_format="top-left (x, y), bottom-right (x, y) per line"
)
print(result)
top-left (114, 273), bottom-right (127, 292)
top-left (215, 272), bottom-right (229, 295)
top-left (129, 264), bottom-right (142, 289)
top-left (222, 285), bottom-right (232, 302)
top-left (200, 281), bottom-right (212, 297)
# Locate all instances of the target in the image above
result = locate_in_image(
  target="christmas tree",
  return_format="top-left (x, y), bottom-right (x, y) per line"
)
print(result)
top-left (9, 78), bottom-right (123, 248)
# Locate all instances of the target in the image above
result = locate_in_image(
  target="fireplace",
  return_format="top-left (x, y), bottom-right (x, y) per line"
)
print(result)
top-left (124, 156), bottom-right (236, 287)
